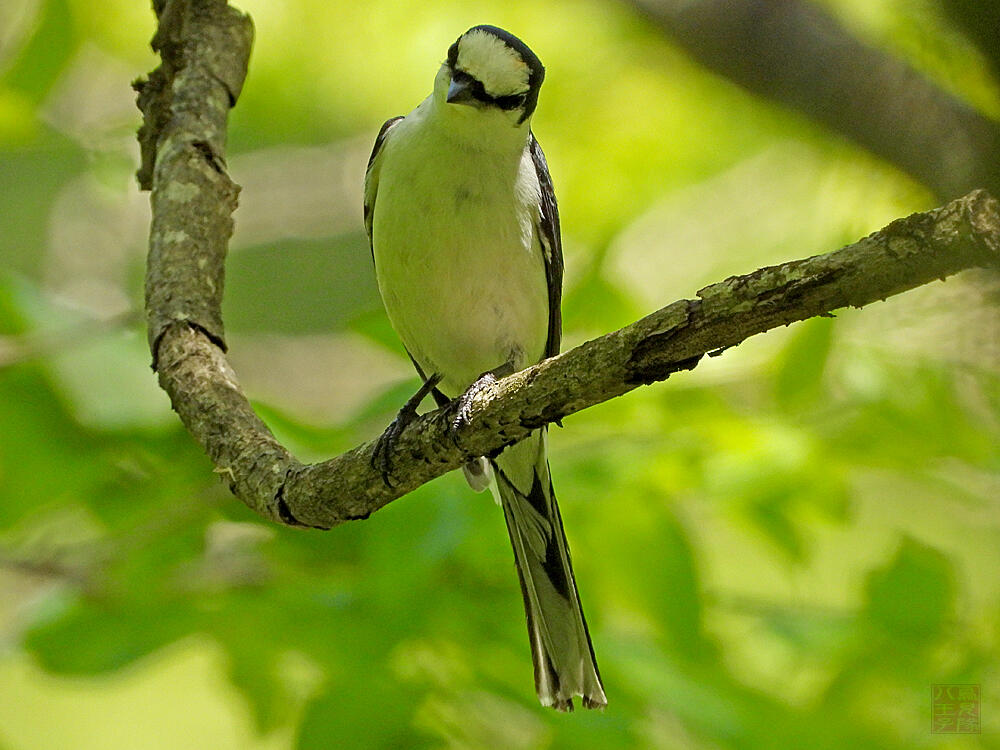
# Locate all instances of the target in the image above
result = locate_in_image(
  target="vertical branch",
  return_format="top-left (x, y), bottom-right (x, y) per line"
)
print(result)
top-left (135, 0), bottom-right (254, 355)
top-left (135, 1), bottom-right (308, 526)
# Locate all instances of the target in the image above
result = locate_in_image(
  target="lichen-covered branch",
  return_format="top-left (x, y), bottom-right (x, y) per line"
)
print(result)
top-left (135, 0), bottom-right (297, 523)
top-left (136, 1), bottom-right (1000, 531)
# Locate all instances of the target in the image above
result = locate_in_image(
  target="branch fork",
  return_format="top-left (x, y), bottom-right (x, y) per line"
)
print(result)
top-left (137, 0), bottom-right (1000, 530)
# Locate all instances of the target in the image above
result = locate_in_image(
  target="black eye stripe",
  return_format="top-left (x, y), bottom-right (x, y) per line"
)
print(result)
top-left (450, 68), bottom-right (527, 110)
top-left (494, 93), bottom-right (527, 110)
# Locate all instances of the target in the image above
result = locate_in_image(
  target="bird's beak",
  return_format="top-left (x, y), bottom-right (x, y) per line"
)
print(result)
top-left (447, 77), bottom-right (475, 105)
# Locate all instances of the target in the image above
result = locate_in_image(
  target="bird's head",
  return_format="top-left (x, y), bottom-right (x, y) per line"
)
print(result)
top-left (436, 25), bottom-right (545, 127)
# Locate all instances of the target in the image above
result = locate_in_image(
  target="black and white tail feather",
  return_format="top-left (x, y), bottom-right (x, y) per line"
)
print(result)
top-left (489, 431), bottom-right (605, 711)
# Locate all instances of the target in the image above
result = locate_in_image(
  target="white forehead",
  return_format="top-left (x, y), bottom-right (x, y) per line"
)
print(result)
top-left (456, 30), bottom-right (530, 96)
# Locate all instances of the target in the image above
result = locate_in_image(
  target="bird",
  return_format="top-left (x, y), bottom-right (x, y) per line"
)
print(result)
top-left (363, 24), bottom-right (606, 711)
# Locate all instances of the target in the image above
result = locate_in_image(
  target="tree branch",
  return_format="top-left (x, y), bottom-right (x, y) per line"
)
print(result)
top-left (136, 0), bottom-right (1000, 531)
top-left (629, 0), bottom-right (1000, 200)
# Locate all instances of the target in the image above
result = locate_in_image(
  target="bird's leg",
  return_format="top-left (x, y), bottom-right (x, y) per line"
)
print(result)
top-left (371, 372), bottom-right (444, 487)
top-left (450, 361), bottom-right (517, 439)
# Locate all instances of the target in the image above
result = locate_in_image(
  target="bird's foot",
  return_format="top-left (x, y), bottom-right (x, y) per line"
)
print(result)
top-left (449, 362), bottom-right (516, 444)
top-left (372, 373), bottom-right (443, 487)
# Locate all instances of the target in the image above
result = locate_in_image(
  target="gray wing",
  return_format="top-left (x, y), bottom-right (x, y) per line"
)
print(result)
top-left (363, 116), bottom-right (404, 260)
top-left (529, 134), bottom-right (564, 359)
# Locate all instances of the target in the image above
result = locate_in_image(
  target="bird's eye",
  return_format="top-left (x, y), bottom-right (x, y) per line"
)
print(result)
top-left (495, 93), bottom-right (527, 110)
top-left (452, 70), bottom-right (473, 84)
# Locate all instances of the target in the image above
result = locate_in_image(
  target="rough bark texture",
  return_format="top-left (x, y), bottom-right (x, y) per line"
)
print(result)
top-left (135, 0), bottom-right (297, 524)
top-left (135, 0), bottom-right (253, 355)
top-left (137, 1), bottom-right (1000, 530)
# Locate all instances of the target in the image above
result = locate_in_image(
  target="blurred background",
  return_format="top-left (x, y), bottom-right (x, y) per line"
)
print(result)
top-left (1, 0), bottom-right (998, 747)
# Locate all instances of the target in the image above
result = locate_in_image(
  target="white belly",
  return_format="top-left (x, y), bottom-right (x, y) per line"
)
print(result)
top-left (372, 117), bottom-right (549, 397)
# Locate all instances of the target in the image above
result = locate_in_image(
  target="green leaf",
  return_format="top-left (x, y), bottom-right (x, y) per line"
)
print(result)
top-left (6, 274), bottom-right (171, 430)
top-left (25, 598), bottom-right (192, 675)
top-left (773, 316), bottom-right (835, 409)
top-left (609, 497), bottom-right (709, 658)
top-left (1, 0), bottom-right (77, 103)
top-left (0, 364), bottom-right (106, 526)
top-left (296, 681), bottom-right (430, 750)
top-left (224, 644), bottom-right (292, 733)
top-left (863, 537), bottom-right (954, 644)
top-left (746, 491), bottom-right (804, 561)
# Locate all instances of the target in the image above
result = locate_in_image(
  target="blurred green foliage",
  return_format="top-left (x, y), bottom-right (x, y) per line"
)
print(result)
top-left (0, 0), bottom-right (998, 748)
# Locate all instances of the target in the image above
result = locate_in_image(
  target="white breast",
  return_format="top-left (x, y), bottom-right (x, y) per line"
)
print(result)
top-left (372, 106), bottom-right (549, 398)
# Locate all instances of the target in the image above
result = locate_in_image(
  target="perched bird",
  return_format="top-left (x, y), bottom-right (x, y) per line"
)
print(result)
top-left (364, 25), bottom-right (605, 711)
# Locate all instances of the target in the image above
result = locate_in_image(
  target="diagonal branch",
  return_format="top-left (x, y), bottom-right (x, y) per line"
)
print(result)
top-left (628, 0), bottom-right (1000, 200)
top-left (136, 0), bottom-right (1000, 531)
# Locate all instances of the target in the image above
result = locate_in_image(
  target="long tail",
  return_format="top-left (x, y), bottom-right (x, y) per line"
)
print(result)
top-left (491, 430), bottom-right (606, 711)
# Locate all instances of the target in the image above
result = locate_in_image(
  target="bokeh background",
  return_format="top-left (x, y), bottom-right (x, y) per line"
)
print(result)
top-left (1, 0), bottom-right (999, 747)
